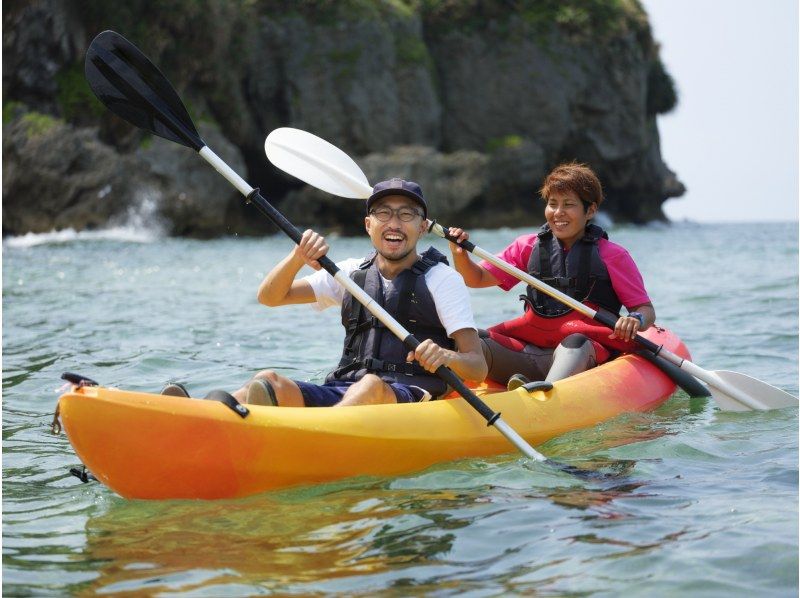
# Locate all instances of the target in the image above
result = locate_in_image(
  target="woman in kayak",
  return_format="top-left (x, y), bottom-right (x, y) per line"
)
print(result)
top-left (164, 179), bottom-right (486, 406)
top-left (447, 162), bottom-right (655, 389)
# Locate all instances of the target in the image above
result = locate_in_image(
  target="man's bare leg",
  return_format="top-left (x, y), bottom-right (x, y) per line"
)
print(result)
top-left (336, 374), bottom-right (397, 406)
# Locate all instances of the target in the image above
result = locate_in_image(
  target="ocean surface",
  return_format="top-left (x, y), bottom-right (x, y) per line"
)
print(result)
top-left (3, 221), bottom-right (798, 596)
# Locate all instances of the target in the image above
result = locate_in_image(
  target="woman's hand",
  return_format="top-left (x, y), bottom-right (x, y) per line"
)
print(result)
top-left (609, 315), bottom-right (641, 343)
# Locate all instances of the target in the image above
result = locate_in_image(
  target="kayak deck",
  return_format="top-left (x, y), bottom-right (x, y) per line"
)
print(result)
top-left (57, 327), bottom-right (690, 499)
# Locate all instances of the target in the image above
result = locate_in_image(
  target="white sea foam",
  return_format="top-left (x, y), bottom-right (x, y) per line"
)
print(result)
top-left (4, 187), bottom-right (168, 248)
top-left (3, 225), bottom-right (162, 248)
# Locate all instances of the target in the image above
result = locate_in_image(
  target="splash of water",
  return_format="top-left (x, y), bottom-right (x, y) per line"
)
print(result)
top-left (4, 187), bottom-right (168, 248)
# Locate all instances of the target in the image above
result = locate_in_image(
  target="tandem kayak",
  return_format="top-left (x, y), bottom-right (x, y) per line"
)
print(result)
top-left (56, 327), bottom-right (691, 500)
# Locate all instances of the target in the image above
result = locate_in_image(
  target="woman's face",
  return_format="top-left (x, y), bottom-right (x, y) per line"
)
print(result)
top-left (544, 189), bottom-right (597, 249)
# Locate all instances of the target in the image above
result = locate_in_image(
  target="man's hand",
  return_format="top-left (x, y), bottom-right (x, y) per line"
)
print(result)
top-left (293, 229), bottom-right (329, 270)
top-left (407, 339), bottom-right (453, 373)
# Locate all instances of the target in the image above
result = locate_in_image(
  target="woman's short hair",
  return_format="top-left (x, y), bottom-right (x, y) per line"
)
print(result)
top-left (539, 162), bottom-right (604, 209)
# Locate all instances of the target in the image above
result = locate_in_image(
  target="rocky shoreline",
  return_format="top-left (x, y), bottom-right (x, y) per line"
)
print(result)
top-left (3, 0), bottom-right (685, 237)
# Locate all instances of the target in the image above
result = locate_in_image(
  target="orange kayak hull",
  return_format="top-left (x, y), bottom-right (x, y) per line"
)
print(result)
top-left (57, 327), bottom-right (691, 499)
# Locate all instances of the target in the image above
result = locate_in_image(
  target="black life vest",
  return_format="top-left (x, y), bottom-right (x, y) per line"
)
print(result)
top-left (326, 246), bottom-right (455, 397)
top-left (524, 223), bottom-right (622, 318)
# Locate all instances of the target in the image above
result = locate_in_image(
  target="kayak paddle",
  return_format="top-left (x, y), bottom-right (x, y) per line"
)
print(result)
top-left (84, 31), bottom-right (555, 465)
top-left (264, 127), bottom-right (798, 412)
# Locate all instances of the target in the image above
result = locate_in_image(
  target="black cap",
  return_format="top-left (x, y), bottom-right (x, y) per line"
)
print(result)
top-left (366, 178), bottom-right (427, 218)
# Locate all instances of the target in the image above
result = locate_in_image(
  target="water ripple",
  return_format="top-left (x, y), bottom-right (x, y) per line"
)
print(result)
top-left (2, 223), bottom-right (797, 595)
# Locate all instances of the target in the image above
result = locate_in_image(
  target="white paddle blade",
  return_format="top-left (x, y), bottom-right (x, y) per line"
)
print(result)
top-left (265, 128), bottom-right (372, 199)
top-left (708, 370), bottom-right (798, 412)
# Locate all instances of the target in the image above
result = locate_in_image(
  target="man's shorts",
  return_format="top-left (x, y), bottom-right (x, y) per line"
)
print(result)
top-left (294, 380), bottom-right (429, 407)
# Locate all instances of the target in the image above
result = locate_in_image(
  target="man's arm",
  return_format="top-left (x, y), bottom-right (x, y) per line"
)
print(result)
top-left (409, 328), bottom-right (488, 382)
top-left (257, 229), bottom-right (328, 307)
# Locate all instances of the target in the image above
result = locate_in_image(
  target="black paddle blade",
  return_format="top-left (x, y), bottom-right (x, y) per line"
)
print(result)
top-left (84, 30), bottom-right (204, 151)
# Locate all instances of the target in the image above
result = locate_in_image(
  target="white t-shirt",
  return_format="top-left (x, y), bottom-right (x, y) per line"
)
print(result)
top-left (302, 257), bottom-right (476, 338)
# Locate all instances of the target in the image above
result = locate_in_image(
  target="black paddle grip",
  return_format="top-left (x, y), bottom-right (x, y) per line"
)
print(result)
top-left (438, 367), bottom-right (500, 425)
top-left (594, 309), bottom-right (711, 397)
top-left (635, 351), bottom-right (710, 398)
top-left (594, 308), bottom-right (662, 354)
top-left (403, 335), bottom-right (499, 424)
top-left (439, 226), bottom-right (476, 252)
top-left (246, 189), bottom-right (340, 275)
top-left (247, 189), bottom-right (303, 244)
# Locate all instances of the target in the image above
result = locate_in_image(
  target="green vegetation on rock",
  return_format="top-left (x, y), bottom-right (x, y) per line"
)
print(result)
top-left (255, 0), bottom-right (408, 23)
top-left (3, 101), bottom-right (63, 137)
top-left (487, 134), bottom-right (523, 153)
top-left (420, 0), bottom-right (648, 40)
top-left (2, 0), bottom-right (682, 236)
top-left (395, 37), bottom-right (430, 66)
top-left (3, 101), bottom-right (25, 124)
top-left (56, 64), bottom-right (105, 121)
top-left (20, 111), bottom-right (63, 138)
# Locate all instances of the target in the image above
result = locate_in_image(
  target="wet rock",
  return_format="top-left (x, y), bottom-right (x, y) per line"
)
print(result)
top-left (2, 112), bottom-right (147, 235)
top-left (139, 123), bottom-right (247, 237)
top-left (2, 111), bottom-right (248, 237)
top-left (2, 1), bottom-right (685, 236)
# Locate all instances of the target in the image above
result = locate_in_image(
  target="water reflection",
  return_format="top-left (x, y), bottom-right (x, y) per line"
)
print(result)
top-left (67, 395), bottom-right (696, 594)
top-left (75, 446), bottom-right (662, 594)
top-left (3, 224), bottom-right (796, 595)
top-left (77, 484), bottom-right (482, 594)
top-left (565, 528), bottom-right (690, 559)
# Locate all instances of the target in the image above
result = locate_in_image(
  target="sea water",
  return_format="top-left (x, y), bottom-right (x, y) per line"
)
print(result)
top-left (3, 222), bottom-right (798, 596)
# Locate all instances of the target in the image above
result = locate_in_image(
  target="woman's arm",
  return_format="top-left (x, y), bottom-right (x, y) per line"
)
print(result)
top-left (610, 302), bottom-right (656, 342)
top-left (447, 228), bottom-right (500, 288)
top-left (630, 303), bottom-right (656, 329)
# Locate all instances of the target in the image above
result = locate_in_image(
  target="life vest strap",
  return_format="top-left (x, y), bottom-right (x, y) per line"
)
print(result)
top-left (332, 357), bottom-right (428, 378)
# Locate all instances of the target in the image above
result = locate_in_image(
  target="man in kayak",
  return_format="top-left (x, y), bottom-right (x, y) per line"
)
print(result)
top-left (228, 178), bottom-right (486, 407)
top-left (447, 162), bottom-right (655, 389)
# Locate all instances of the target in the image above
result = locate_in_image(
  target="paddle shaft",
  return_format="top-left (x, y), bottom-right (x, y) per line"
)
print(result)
top-left (427, 223), bottom-right (800, 408)
top-left (84, 33), bottom-right (550, 462)
top-left (262, 126), bottom-right (797, 410)
top-left (263, 129), bottom-right (708, 399)
top-left (199, 147), bottom-right (545, 461)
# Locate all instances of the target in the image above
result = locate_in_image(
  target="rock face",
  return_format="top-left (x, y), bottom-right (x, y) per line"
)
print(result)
top-left (138, 124), bottom-right (248, 237)
top-left (3, 109), bottom-right (145, 235)
top-left (2, 0), bottom-right (684, 237)
top-left (2, 110), bottom-right (246, 237)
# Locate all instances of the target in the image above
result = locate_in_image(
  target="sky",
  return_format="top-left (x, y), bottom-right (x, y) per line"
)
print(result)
top-left (640, 0), bottom-right (798, 222)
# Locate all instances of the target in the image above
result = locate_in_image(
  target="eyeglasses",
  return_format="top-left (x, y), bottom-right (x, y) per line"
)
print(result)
top-left (369, 206), bottom-right (422, 222)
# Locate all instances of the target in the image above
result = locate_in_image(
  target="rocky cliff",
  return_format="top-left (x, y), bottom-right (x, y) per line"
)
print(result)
top-left (2, 0), bottom-right (684, 237)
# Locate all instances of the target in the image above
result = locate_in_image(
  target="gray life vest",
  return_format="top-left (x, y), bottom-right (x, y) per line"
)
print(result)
top-left (326, 247), bottom-right (455, 397)
top-left (525, 223), bottom-right (622, 318)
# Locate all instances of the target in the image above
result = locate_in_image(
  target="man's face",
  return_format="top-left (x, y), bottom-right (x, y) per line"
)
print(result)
top-left (365, 195), bottom-right (427, 262)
